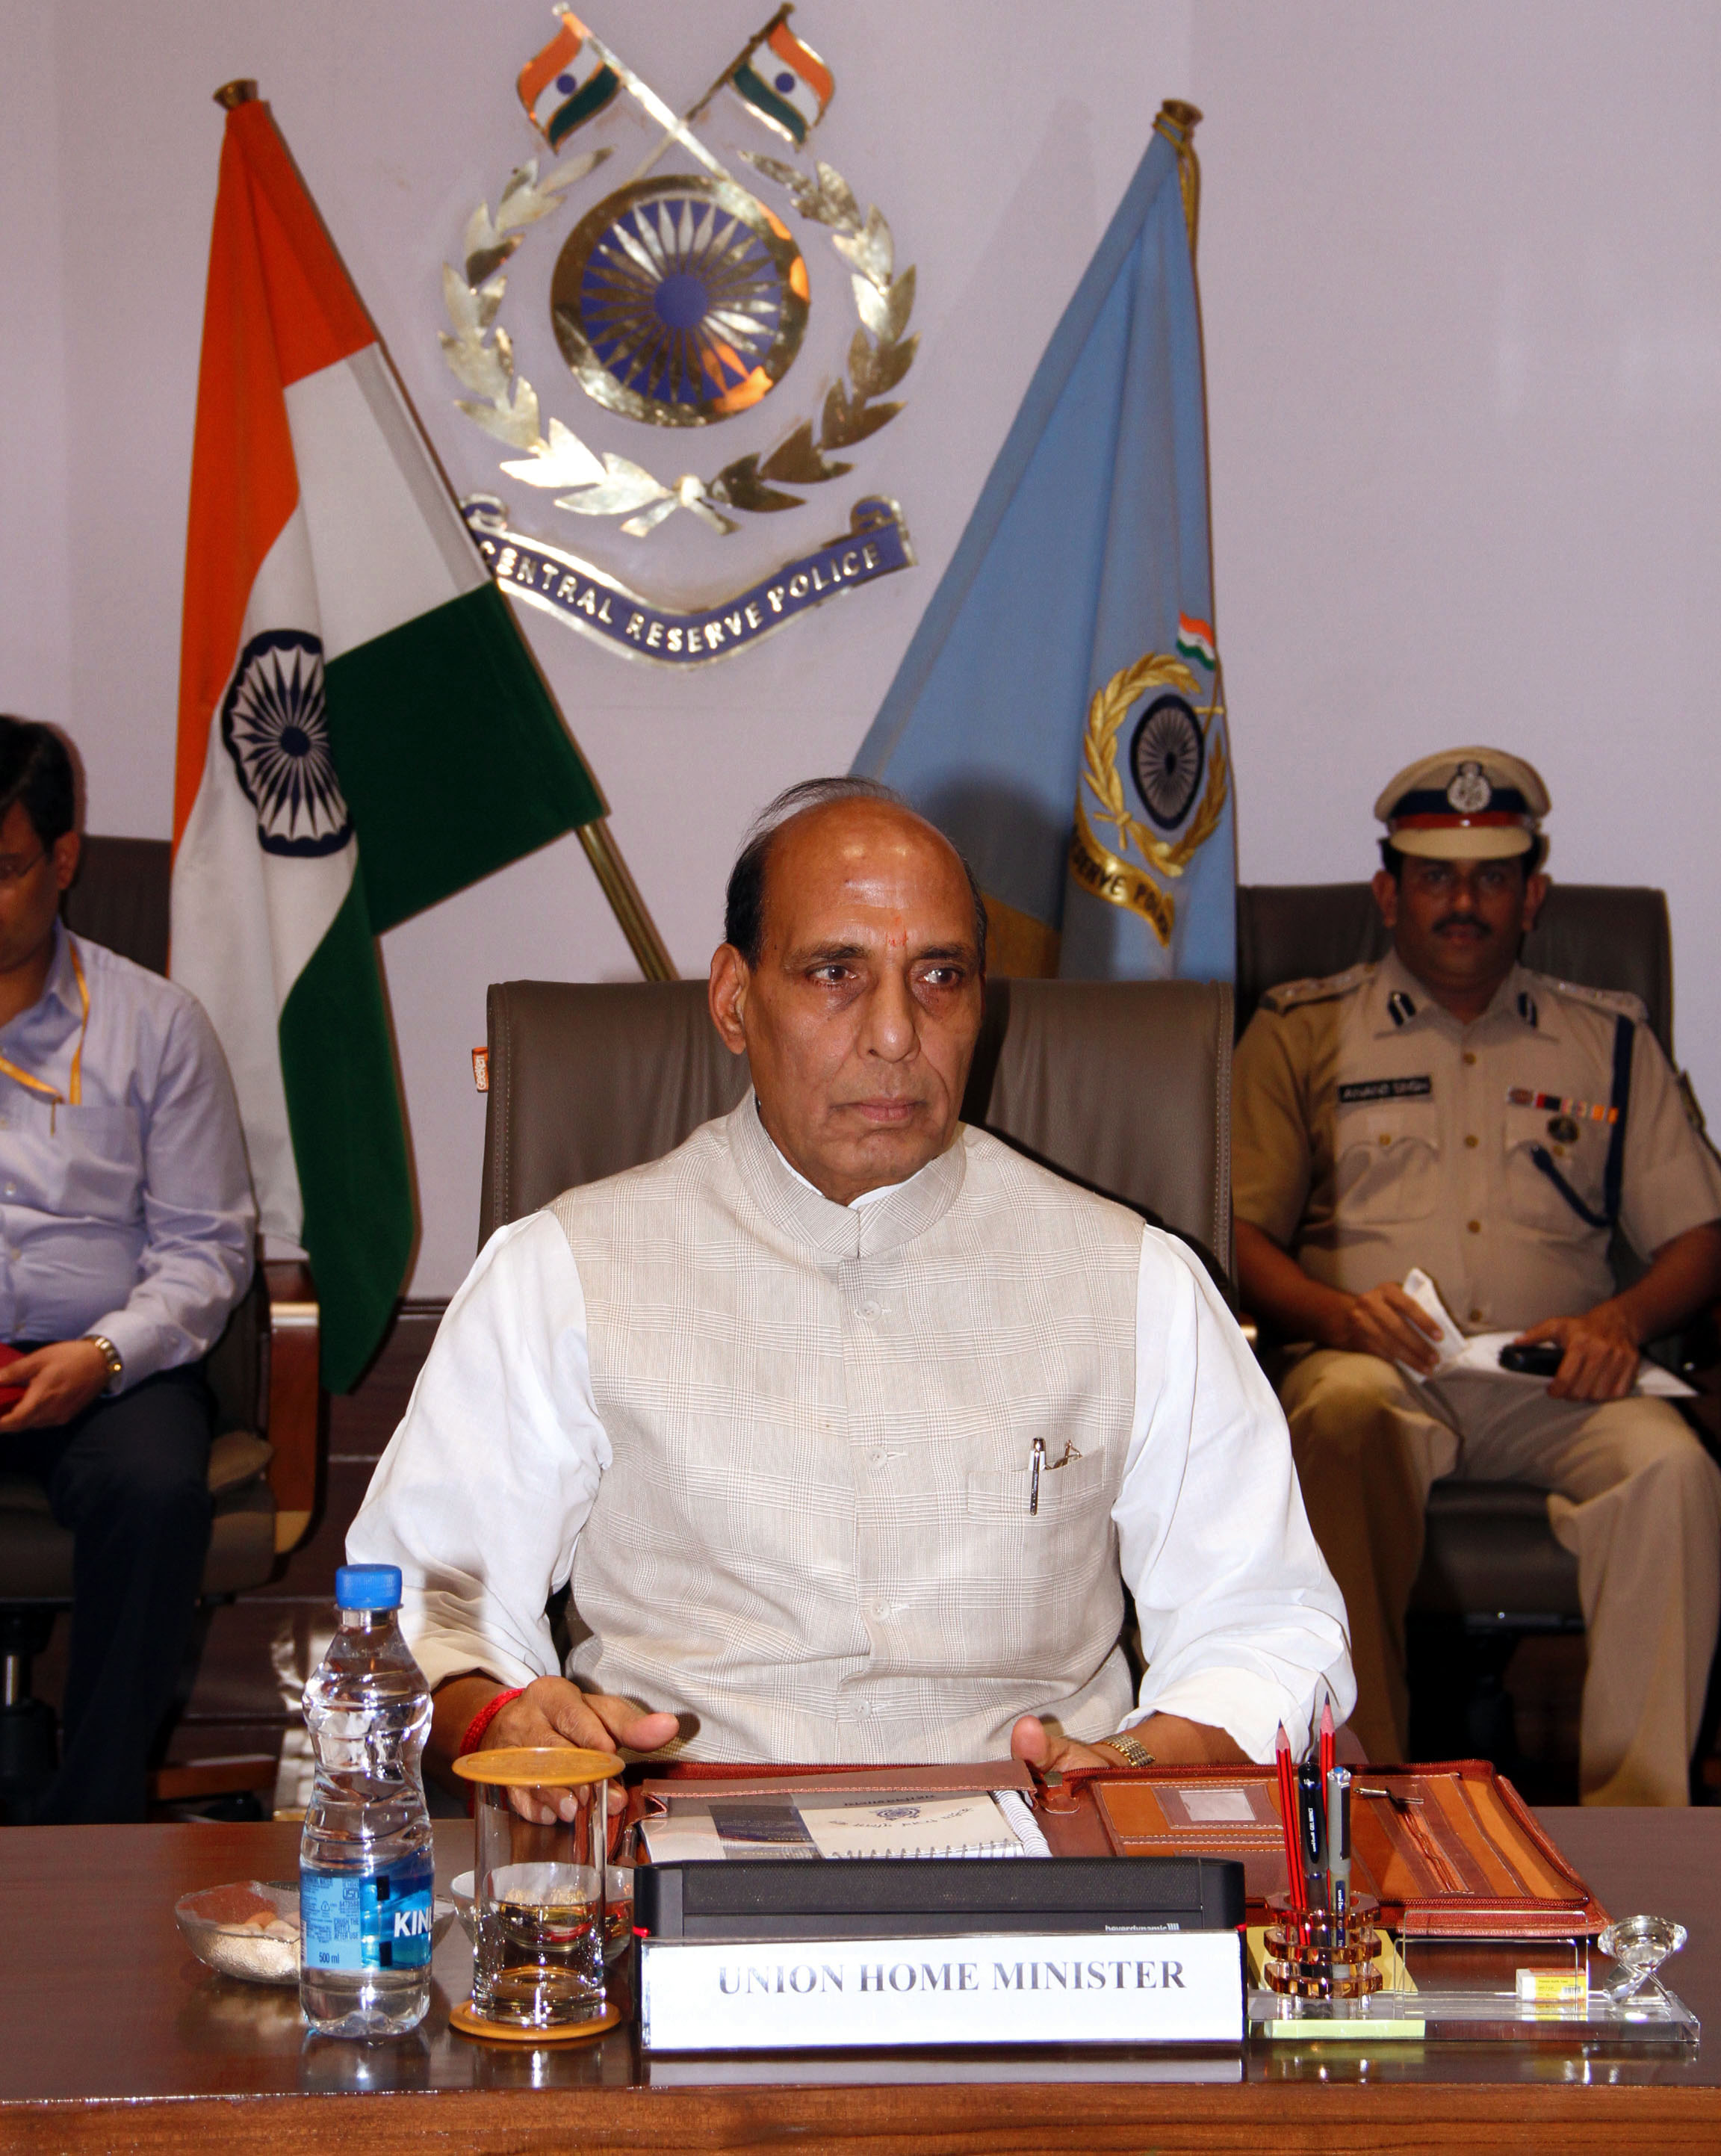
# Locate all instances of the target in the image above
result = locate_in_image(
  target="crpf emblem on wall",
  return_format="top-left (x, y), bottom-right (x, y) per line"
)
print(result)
top-left (439, 6), bottom-right (916, 665)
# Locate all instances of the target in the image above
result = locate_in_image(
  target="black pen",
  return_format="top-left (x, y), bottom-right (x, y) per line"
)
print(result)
top-left (1297, 1762), bottom-right (1327, 1906)
top-left (1029, 1436), bottom-right (1044, 1515)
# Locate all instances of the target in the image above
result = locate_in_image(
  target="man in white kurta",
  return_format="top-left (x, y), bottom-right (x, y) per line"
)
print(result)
top-left (353, 780), bottom-right (1352, 1778)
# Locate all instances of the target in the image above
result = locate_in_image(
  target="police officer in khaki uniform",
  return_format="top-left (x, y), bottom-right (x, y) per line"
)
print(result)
top-left (1233, 747), bottom-right (1721, 1804)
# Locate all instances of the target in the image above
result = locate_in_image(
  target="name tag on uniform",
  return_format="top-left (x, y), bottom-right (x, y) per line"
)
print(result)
top-left (1336, 1077), bottom-right (1433, 1104)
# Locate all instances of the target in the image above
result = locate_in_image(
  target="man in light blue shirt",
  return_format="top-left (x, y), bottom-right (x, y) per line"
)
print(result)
top-left (0, 719), bottom-right (254, 1821)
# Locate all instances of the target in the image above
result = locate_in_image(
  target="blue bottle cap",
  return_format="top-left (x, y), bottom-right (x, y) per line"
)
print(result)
top-left (335, 1564), bottom-right (403, 1611)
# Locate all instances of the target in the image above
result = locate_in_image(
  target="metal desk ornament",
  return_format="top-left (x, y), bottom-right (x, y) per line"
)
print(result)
top-left (438, 6), bottom-right (917, 664)
top-left (449, 1746), bottom-right (626, 2045)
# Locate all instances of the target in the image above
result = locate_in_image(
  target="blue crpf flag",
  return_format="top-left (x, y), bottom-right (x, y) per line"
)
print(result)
top-left (850, 109), bottom-right (1234, 981)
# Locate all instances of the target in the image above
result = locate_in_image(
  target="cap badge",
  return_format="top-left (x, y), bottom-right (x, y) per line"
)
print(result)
top-left (1445, 761), bottom-right (1493, 815)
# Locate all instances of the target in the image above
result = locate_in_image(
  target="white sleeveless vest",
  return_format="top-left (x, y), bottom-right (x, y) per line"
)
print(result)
top-left (551, 1098), bottom-right (1143, 1762)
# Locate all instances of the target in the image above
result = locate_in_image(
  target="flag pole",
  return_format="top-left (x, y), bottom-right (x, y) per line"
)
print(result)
top-left (212, 76), bottom-right (678, 987)
top-left (626, 4), bottom-right (793, 183)
top-left (577, 821), bottom-right (677, 980)
top-left (1150, 99), bottom-right (1231, 914)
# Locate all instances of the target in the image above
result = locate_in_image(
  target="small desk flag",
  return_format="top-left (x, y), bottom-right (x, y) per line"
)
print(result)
top-left (172, 89), bottom-right (605, 1389)
top-left (851, 106), bottom-right (1233, 982)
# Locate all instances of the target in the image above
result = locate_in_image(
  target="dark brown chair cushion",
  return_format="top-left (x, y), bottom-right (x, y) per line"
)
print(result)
top-left (62, 836), bottom-right (172, 978)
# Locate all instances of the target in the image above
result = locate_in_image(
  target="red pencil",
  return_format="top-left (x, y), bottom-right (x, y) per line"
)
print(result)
top-left (1319, 1694), bottom-right (1336, 1786)
top-left (1275, 1722), bottom-right (1306, 1911)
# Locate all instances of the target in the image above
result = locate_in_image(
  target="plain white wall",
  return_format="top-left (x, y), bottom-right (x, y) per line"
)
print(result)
top-left (4, 1), bottom-right (1720, 1301)
top-left (1194, 0), bottom-right (1721, 1018)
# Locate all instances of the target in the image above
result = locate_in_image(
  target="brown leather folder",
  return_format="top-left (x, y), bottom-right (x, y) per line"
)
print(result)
top-left (630, 1757), bottom-right (1604, 1941)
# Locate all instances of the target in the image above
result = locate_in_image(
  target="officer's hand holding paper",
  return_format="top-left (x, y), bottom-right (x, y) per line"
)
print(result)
top-left (1398, 1268), bottom-right (1693, 1398)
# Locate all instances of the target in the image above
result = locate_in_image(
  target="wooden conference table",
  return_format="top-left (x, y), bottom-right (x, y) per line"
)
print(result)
top-left (1, 1809), bottom-right (1717, 2152)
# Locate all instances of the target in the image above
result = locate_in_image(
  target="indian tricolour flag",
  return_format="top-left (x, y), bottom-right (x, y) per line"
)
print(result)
top-left (731, 20), bottom-right (834, 146)
top-left (518, 11), bottom-right (620, 150)
top-left (173, 91), bottom-right (604, 1389)
top-left (1176, 613), bottom-right (1217, 670)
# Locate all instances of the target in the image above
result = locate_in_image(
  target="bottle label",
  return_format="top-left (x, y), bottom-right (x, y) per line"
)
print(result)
top-left (302, 1851), bottom-right (435, 1972)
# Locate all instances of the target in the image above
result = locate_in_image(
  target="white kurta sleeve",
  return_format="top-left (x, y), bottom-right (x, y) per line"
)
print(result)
top-left (1114, 1227), bottom-right (1354, 1762)
top-left (347, 1211), bottom-right (609, 1694)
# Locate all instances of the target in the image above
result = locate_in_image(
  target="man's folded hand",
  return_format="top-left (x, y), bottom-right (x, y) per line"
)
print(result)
top-left (1513, 1307), bottom-right (1640, 1402)
top-left (1010, 1712), bottom-right (1247, 1776)
top-left (0, 1339), bottom-right (112, 1431)
top-left (480, 1677), bottom-right (677, 1824)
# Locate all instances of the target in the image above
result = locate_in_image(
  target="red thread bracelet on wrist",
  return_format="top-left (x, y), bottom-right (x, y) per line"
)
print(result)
top-left (458, 1685), bottom-right (524, 1759)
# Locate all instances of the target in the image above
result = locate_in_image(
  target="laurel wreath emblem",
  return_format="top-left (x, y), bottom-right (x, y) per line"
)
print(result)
top-left (439, 147), bottom-right (914, 539)
top-left (1079, 653), bottom-right (1229, 877)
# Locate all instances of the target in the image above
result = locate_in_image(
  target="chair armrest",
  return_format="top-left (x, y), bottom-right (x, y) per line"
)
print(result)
top-left (263, 1261), bottom-right (321, 1555)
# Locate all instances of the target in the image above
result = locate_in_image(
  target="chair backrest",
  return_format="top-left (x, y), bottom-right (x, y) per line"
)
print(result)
top-left (480, 976), bottom-right (1235, 1278)
top-left (62, 835), bottom-right (173, 976)
top-left (1235, 882), bottom-right (1675, 1059)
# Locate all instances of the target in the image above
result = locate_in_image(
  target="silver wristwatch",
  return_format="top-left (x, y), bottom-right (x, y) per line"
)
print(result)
top-left (83, 1333), bottom-right (123, 1394)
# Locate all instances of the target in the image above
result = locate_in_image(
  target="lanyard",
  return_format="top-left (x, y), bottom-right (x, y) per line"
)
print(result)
top-left (0, 941), bottom-right (89, 1131)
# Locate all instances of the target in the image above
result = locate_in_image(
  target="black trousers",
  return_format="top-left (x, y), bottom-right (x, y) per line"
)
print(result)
top-left (0, 1365), bottom-right (214, 1824)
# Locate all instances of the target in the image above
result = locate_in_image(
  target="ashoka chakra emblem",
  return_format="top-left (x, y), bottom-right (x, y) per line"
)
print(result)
top-left (1129, 693), bottom-right (1206, 831)
top-left (551, 176), bottom-right (810, 427)
top-left (220, 629), bottom-right (352, 858)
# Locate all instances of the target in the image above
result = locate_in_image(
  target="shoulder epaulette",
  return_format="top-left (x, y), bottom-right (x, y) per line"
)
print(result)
top-left (1538, 975), bottom-right (1649, 1027)
top-left (1258, 961), bottom-right (1375, 1016)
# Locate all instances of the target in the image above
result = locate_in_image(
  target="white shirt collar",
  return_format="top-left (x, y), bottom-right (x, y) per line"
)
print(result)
top-left (759, 1103), bottom-right (911, 1210)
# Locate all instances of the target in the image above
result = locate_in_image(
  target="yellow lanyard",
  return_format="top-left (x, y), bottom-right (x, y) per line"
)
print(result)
top-left (0, 941), bottom-right (88, 1132)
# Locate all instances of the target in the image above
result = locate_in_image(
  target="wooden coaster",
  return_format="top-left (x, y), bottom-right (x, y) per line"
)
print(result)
top-left (447, 1998), bottom-right (623, 2046)
top-left (450, 1745), bottom-right (624, 1788)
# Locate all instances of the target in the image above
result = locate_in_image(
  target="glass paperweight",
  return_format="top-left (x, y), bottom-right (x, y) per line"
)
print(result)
top-left (1597, 1914), bottom-right (1687, 2004)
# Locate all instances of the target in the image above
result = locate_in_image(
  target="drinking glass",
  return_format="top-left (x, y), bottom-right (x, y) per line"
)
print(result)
top-left (450, 1745), bottom-right (624, 2033)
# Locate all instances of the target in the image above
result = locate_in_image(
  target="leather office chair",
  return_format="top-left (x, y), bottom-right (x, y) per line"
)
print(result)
top-left (0, 836), bottom-right (321, 1817)
top-left (1234, 879), bottom-right (1701, 1762)
top-left (477, 976), bottom-right (1234, 1274)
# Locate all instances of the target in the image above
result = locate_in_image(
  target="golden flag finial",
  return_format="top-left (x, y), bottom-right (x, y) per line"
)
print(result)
top-left (1153, 99), bottom-right (1203, 256)
top-left (213, 79), bottom-right (259, 110)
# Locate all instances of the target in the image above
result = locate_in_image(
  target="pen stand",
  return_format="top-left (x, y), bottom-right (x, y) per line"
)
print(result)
top-left (1262, 1893), bottom-right (1384, 1999)
top-left (448, 1745), bottom-right (627, 2045)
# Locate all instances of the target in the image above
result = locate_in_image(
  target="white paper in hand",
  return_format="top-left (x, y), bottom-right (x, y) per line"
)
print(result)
top-left (1399, 1268), bottom-right (1466, 1380)
top-left (1397, 1268), bottom-right (1696, 1398)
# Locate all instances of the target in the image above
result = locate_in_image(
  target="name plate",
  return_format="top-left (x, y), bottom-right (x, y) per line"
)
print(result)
top-left (639, 1930), bottom-right (1244, 2050)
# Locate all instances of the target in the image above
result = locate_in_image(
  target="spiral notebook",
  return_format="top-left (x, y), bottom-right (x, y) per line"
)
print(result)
top-left (639, 1787), bottom-right (1049, 1863)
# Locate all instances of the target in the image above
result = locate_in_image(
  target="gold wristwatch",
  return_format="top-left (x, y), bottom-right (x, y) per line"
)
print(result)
top-left (1103, 1732), bottom-right (1156, 1769)
top-left (83, 1334), bottom-right (123, 1395)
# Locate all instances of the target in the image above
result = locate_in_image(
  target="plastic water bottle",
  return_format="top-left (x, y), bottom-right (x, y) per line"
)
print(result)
top-left (299, 1564), bottom-right (435, 2036)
